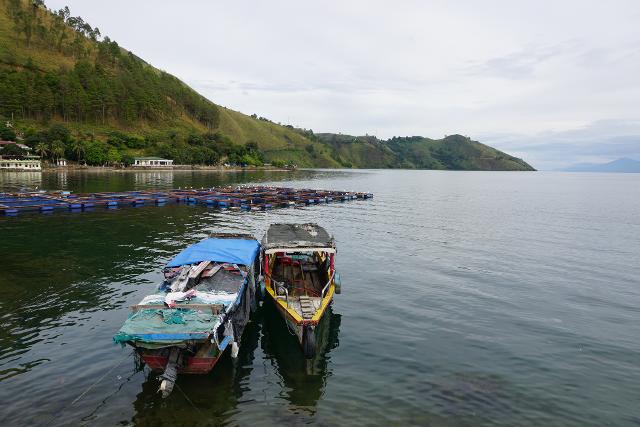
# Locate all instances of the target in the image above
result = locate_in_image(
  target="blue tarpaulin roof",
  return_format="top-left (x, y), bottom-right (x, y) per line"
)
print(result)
top-left (166, 238), bottom-right (260, 267)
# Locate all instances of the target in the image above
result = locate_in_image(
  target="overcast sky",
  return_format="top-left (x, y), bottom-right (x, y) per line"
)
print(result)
top-left (48, 0), bottom-right (640, 169)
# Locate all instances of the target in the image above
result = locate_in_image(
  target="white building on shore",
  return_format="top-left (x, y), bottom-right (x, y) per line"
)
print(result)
top-left (0, 141), bottom-right (41, 170)
top-left (133, 157), bottom-right (174, 167)
top-left (0, 156), bottom-right (42, 170)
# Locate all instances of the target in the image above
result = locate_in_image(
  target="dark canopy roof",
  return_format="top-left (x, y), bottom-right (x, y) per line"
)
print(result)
top-left (262, 223), bottom-right (334, 250)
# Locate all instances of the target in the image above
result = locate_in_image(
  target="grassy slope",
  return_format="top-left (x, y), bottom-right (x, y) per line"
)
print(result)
top-left (0, 2), bottom-right (74, 71)
top-left (216, 108), bottom-right (339, 167)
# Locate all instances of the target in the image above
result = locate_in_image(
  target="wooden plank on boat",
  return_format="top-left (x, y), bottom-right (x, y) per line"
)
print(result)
top-left (299, 295), bottom-right (315, 319)
top-left (171, 266), bottom-right (192, 292)
top-left (189, 261), bottom-right (211, 279)
top-left (130, 304), bottom-right (224, 314)
top-left (201, 264), bottom-right (222, 278)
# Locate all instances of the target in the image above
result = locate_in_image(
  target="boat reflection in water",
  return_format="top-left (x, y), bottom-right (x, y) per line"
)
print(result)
top-left (129, 313), bottom-right (262, 425)
top-left (261, 300), bottom-right (342, 411)
top-left (127, 302), bottom-right (341, 424)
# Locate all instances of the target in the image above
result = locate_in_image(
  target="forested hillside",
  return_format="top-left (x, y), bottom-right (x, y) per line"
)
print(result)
top-left (0, 0), bottom-right (335, 166)
top-left (0, 0), bottom-right (533, 170)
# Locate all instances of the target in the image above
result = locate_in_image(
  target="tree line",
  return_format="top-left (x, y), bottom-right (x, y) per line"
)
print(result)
top-left (0, 119), bottom-right (267, 167)
top-left (1, 0), bottom-right (220, 129)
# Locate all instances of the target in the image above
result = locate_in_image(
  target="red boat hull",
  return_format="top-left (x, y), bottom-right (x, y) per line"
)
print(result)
top-left (141, 354), bottom-right (222, 374)
top-left (138, 341), bottom-right (224, 374)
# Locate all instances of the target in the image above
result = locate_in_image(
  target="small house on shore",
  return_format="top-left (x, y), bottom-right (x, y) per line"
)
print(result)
top-left (133, 157), bottom-right (174, 167)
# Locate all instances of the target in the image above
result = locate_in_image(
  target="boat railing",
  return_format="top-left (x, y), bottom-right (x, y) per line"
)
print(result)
top-left (321, 271), bottom-right (335, 299)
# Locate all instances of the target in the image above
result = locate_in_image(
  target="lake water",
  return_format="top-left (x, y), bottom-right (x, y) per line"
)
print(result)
top-left (1, 169), bottom-right (639, 426)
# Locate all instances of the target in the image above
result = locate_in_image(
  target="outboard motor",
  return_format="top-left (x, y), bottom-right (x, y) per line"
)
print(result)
top-left (159, 347), bottom-right (181, 398)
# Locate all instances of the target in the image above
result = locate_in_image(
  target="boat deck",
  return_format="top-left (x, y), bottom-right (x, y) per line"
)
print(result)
top-left (284, 296), bottom-right (323, 320)
top-left (272, 255), bottom-right (330, 319)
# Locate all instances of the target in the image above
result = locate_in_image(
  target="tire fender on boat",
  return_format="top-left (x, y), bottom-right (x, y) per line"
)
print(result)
top-left (303, 325), bottom-right (316, 359)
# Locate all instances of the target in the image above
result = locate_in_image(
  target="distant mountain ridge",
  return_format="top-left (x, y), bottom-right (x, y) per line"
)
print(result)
top-left (0, 0), bottom-right (534, 170)
top-left (563, 158), bottom-right (640, 173)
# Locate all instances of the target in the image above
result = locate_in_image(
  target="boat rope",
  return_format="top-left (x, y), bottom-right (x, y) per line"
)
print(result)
top-left (78, 363), bottom-right (141, 421)
top-left (45, 351), bottom-right (132, 424)
top-left (264, 271), bottom-right (283, 287)
top-left (71, 352), bottom-right (132, 406)
top-left (284, 318), bottom-right (298, 337)
top-left (174, 383), bottom-right (204, 417)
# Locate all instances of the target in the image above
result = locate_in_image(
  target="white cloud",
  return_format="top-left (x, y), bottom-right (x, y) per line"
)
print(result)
top-left (47, 0), bottom-right (640, 168)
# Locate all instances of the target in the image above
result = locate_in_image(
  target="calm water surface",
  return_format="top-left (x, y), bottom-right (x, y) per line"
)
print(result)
top-left (0, 169), bottom-right (639, 426)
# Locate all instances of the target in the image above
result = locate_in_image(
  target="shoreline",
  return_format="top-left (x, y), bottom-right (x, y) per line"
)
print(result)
top-left (31, 165), bottom-right (294, 173)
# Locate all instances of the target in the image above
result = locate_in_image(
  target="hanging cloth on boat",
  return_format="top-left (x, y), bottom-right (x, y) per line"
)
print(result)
top-left (165, 289), bottom-right (197, 307)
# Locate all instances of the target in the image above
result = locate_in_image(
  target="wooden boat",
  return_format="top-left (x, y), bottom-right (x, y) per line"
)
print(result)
top-left (113, 233), bottom-right (260, 397)
top-left (261, 223), bottom-right (341, 358)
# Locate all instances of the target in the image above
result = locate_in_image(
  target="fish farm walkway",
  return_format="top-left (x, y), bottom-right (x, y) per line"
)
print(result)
top-left (0, 186), bottom-right (373, 216)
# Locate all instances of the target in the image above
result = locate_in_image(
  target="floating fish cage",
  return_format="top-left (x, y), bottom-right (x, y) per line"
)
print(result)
top-left (0, 187), bottom-right (373, 216)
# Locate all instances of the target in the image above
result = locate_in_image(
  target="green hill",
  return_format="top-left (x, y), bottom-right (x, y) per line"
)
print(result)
top-left (315, 133), bottom-right (535, 170)
top-left (0, 0), bottom-right (534, 171)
